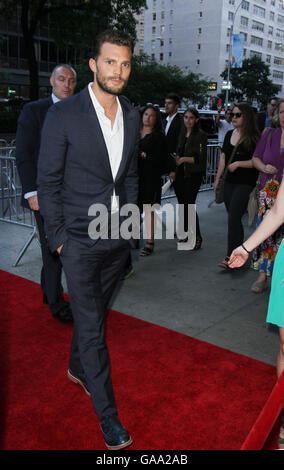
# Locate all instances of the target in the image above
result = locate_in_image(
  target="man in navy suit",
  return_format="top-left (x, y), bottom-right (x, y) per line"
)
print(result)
top-left (37, 30), bottom-right (140, 450)
top-left (16, 64), bottom-right (76, 323)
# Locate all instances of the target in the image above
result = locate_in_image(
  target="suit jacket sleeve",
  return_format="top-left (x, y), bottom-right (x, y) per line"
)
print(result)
top-left (37, 106), bottom-right (67, 252)
top-left (192, 131), bottom-right (208, 173)
top-left (124, 113), bottom-right (140, 206)
top-left (16, 104), bottom-right (40, 195)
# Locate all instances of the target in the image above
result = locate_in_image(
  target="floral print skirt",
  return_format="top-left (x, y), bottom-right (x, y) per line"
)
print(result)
top-left (251, 178), bottom-right (284, 276)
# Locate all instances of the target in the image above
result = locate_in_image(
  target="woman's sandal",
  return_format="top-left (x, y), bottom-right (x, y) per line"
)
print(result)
top-left (140, 241), bottom-right (154, 257)
top-left (251, 279), bottom-right (267, 293)
top-left (278, 409), bottom-right (284, 448)
top-left (218, 256), bottom-right (230, 269)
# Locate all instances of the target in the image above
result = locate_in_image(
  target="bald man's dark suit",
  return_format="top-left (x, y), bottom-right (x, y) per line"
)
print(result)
top-left (16, 97), bottom-right (71, 320)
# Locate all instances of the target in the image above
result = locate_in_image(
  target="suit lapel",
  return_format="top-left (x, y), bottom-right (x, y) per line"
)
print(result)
top-left (82, 87), bottom-right (113, 177)
top-left (81, 88), bottom-right (136, 181)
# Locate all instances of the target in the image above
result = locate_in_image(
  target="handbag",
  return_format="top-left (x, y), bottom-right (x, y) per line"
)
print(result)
top-left (247, 178), bottom-right (259, 226)
top-left (215, 144), bottom-right (239, 204)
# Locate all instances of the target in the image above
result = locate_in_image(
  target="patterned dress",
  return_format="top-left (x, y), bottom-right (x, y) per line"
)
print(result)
top-left (251, 176), bottom-right (284, 276)
top-left (251, 129), bottom-right (284, 276)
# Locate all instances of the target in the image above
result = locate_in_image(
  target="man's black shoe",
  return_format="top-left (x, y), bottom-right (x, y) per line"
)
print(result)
top-left (53, 305), bottom-right (73, 323)
top-left (100, 415), bottom-right (132, 450)
top-left (67, 369), bottom-right (90, 396)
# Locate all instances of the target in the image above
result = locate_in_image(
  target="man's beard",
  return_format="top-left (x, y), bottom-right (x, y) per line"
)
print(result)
top-left (95, 68), bottom-right (128, 96)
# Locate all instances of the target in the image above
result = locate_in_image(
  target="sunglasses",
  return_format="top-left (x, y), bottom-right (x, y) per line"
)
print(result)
top-left (231, 112), bottom-right (242, 118)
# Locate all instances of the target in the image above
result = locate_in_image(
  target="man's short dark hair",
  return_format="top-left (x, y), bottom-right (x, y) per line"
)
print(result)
top-left (93, 29), bottom-right (134, 60)
top-left (165, 93), bottom-right (181, 106)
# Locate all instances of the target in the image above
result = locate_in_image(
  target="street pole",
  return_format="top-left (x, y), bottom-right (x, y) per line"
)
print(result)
top-left (225, 0), bottom-right (243, 110)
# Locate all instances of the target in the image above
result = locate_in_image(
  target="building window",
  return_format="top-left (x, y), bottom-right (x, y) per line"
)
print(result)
top-left (240, 31), bottom-right (248, 43)
top-left (242, 1), bottom-right (249, 11)
top-left (273, 69), bottom-right (284, 79)
top-left (252, 20), bottom-right (265, 32)
top-left (274, 56), bottom-right (284, 65)
top-left (240, 16), bottom-right (249, 27)
top-left (250, 50), bottom-right (262, 59)
top-left (253, 5), bottom-right (265, 18)
top-left (276, 28), bottom-right (284, 38)
top-left (251, 35), bottom-right (263, 46)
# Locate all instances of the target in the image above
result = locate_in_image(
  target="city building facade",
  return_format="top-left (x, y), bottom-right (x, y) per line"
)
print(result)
top-left (0, 5), bottom-right (78, 101)
top-left (142, 0), bottom-right (284, 101)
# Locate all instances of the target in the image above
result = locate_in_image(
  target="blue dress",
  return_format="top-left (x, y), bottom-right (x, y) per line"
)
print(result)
top-left (266, 239), bottom-right (284, 329)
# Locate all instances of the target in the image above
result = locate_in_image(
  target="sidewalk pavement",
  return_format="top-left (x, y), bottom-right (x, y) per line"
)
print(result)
top-left (0, 189), bottom-right (279, 367)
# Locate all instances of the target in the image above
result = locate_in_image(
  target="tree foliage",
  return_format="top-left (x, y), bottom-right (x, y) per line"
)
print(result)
top-left (220, 56), bottom-right (279, 107)
top-left (124, 54), bottom-right (210, 107)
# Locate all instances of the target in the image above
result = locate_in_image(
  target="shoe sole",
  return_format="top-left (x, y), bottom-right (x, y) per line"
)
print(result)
top-left (67, 369), bottom-right (91, 396)
top-left (123, 269), bottom-right (134, 280)
top-left (105, 436), bottom-right (133, 451)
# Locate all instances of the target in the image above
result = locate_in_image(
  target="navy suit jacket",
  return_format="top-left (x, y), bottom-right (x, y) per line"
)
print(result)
top-left (37, 86), bottom-right (140, 253)
top-left (16, 96), bottom-right (53, 208)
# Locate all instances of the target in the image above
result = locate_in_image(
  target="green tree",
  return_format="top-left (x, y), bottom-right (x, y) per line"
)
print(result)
top-left (0, 0), bottom-right (146, 100)
top-left (123, 54), bottom-right (210, 107)
top-left (220, 56), bottom-right (279, 107)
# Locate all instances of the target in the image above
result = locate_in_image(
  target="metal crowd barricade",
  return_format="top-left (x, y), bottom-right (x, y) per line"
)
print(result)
top-left (1, 140), bottom-right (220, 266)
top-left (0, 147), bottom-right (39, 266)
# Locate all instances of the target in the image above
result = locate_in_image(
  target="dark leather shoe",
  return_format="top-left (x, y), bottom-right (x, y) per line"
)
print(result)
top-left (100, 415), bottom-right (132, 450)
top-left (67, 369), bottom-right (90, 396)
top-left (53, 304), bottom-right (73, 323)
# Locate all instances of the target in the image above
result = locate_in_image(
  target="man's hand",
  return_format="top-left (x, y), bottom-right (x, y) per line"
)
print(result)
top-left (28, 195), bottom-right (40, 211)
top-left (169, 171), bottom-right (176, 182)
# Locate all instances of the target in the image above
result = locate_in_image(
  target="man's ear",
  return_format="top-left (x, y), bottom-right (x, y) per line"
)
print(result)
top-left (89, 58), bottom-right (97, 73)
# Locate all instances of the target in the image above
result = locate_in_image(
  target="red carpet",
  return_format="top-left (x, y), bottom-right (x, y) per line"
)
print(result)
top-left (0, 270), bottom-right (280, 450)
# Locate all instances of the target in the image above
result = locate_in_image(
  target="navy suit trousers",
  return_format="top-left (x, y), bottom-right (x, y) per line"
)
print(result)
top-left (60, 237), bottom-right (130, 420)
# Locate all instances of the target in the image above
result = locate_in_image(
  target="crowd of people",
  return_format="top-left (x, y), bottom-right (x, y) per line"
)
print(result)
top-left (14, 27), bottom-right (284, 450)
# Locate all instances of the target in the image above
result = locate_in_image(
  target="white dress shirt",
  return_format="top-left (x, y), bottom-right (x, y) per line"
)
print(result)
top-left (165, 112), bottom-right (178, 135)
top-left (88, 82), bottom-right (124, 213)
top-left (24, 93), bottom-right (60, 200)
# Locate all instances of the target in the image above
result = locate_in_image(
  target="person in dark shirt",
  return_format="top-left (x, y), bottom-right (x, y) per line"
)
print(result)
top-left (214, 102), bottom-right (260, 269)
top-left (138, 105), bottom-right (168, 256)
